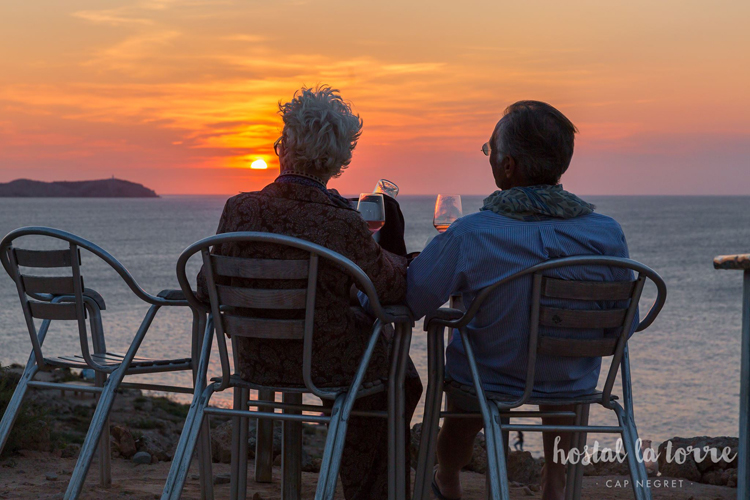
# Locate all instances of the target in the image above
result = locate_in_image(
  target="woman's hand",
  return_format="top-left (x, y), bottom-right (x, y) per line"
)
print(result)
top-left (350, 284), bottom-right (361, 306)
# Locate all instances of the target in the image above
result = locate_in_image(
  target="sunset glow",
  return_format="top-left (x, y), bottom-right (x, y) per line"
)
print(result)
top-left (250, 159), bottom-right (268, 170)
top-left (0, 1), bottom-right (748, 195)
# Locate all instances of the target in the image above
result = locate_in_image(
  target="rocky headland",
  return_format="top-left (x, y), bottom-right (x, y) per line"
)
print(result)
top-left (0, 178), bottom-right (158, 198)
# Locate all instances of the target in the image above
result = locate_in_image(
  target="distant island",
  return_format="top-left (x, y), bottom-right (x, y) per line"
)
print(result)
top-left (0, 178), bottom-right (159, 198)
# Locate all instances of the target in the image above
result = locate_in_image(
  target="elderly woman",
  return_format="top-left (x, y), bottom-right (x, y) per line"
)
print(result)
top-left (198, 86), bottom-right (422, 499)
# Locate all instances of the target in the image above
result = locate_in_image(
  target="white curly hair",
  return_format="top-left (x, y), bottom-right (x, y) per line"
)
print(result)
top-left (274, 85), bottom-right (363, 180)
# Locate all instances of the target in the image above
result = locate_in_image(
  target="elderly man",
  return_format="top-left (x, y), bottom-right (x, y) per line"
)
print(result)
top-left (407, 101), bottom-right (635, 500)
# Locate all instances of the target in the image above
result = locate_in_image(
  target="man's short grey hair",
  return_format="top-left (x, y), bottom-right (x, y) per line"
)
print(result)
top-left (494, 101), bottom-right (579, 185)
top-left (274, 85), bottom-right (363, 179)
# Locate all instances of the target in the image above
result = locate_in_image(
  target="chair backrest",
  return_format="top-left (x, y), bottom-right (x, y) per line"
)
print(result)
top-left (533, 275), bottom-right (641, 358)
top-left (1, 227), bottom-right (183, 370)
top-left (453, 256), bottom-right (666, 408)
top-left (1, 233), bottom-right (91, 369)
top-left (207, 252), bottom-right (311, 340)
top-left (176, 231), bottom-right (391, 398)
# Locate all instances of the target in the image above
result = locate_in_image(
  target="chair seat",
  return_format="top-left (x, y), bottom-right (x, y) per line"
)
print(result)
top-left (214, 373), bottom-right (385, 395)
top-left (45, 352), bottom-right (192, 372)
top-left (445, 379), bottom-right (618, 407)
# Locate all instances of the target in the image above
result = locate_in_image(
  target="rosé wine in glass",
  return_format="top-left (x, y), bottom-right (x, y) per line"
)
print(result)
top-left (433, 194), bottom-right (463, 233)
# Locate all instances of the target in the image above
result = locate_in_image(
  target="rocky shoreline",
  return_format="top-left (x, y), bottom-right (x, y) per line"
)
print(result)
top-left (0, 365), bottom-right (739, 498)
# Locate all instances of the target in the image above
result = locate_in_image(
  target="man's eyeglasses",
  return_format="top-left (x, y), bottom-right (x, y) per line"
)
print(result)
top-left (481, 142), bottom-right (492, 156)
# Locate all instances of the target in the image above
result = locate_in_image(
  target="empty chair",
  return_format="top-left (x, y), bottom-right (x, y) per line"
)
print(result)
top-left (0, 227), bottom-right (211, 500)
top-left (414, 255), bottom-right (666, 500)
top-left (162, 232), bottom-right (416, 500)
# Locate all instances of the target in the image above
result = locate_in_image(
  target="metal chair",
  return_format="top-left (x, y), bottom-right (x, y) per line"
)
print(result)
top-left (713, 253), bottom-right (750, 498)
top-left (0, 227), bottom-right (213, 500)
top-left (162, 232), bottom-right (415, 500)
top-left (413, 256), bottom-right (667, 500)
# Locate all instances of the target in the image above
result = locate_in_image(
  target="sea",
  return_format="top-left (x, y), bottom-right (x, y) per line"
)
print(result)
top-left (1, 195), bottom-right (748, 455)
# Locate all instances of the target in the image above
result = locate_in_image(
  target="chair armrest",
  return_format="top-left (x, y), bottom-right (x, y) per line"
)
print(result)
top-left (381, 304), bottom-right (414, 326)
top-left (158, 288), bottom-right (187, 300)
top-left (81, 288), bottom-right (106, 310)
top-left (424, 308), bottom-right (465, 331)
top-left (714, 254), bottom-right (750, 271)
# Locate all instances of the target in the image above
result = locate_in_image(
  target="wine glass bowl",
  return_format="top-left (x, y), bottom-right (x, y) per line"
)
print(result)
top-left (357, 193), bottom-right (386, 234)
top-left (433, 194), bottom-right (463, 233)
top-left (373, 179), bottom-right (399, 198)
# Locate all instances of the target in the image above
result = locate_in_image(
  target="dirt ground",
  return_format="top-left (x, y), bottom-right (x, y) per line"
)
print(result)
top-left (0, 451), bottom-right (736, 500)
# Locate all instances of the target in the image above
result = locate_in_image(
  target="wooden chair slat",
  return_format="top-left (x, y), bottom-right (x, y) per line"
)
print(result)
top-left (217, 285), bottom-right (306, 309)
top-left (223, 315), bottom-right (304, 340)
top-left (212, 255), bottom-right (309, 280)
top-left (28, 301), bottom-right (79, 320)
top-left (539, 306), bottom-right (626, 329)
top-left (542, 277), bottom-right (634, 301)
top-left (13, 248), bottom-right (76, 268)
top-left (537, 336), bottom-right (619, 357)
top-left (21, 275), bottom-right (77, 295)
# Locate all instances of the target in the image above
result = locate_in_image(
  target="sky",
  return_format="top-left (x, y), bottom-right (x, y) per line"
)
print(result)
top-left (0, 0), bottom-right (748, 195)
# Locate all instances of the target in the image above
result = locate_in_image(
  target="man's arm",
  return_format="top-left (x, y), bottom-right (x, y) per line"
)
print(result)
top-left (406, 225), bottom-right (466, 320)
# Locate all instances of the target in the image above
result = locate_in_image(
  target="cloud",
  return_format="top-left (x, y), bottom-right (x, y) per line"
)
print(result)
top-left (73, 10), bottom-right (154, 26)
top-left (81, 31), bottom-right (183, 76)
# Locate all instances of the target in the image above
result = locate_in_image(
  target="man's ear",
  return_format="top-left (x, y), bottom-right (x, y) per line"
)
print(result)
top-left (503, 156), bottom-right (516, 179)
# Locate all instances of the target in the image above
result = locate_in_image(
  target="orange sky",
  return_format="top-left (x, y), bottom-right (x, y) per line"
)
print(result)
top-left (1, 0), bottom-right (748, 195)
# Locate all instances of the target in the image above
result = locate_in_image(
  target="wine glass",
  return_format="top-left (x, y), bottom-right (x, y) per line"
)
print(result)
top-left (433, 194), bottom-right (462, 233)
top-left (357, 193), bottom-right (386, 234)
top-left (373, 179), bottom-right (399, 198)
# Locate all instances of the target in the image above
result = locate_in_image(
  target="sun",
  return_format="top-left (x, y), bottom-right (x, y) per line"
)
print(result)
top-left (250, 159), bottom-right (268, 169)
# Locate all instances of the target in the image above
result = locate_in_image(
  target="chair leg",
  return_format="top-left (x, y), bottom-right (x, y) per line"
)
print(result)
top-left (565, 404), bottom-right (589, 500)
top-left (412, 376), bottom-right (442, 500)
top-left (388, 321), bottom-right (411, 500)
top-left (626, 411), bottom-right (652, 500)
top-left (397, 324), bottom-right (412, 500)
top-left (65, 369), bottom-right (122, 500)
top-left (282, 393), bottom-right (303, 500)
top-left (254, 389), bottom-right (275, 483)
top-left (315, 394), bottom-right (348, 500)
top-left (192, 314), bottom-right (213, 500)
top-left (230, 388), bottom-right (243, 500)
top-left (387, 329), bottom-right (404, 500)
top-left (230, 387), bottom-right (250, 500)
top-left (612, 402), bottom-right (650, 500)
top-left (484, 403), bottom-right (510, 500)
top-left (198, 416), bottom-right (214, 500)
top-left (0, 362), bottom-right (38, 454)
top-left (414, 326), bottom-right (445, 500)
top-left (162, 385), bottom-right (215, 500)
top-left (238, 387), bottom-right (250, 500)
top-left (95, 371), bottom-right (112, 488)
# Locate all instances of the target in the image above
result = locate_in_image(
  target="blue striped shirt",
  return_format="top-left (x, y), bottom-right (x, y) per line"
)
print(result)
top-left (406, 210), bottom-right (637, 397)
